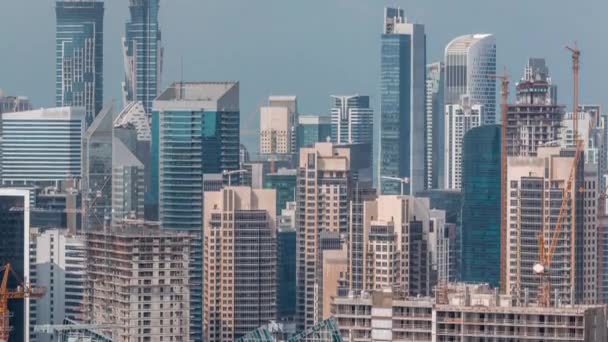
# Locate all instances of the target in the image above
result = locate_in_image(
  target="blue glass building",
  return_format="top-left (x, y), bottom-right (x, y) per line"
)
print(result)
top-left (123, 0), bottom-right (162, 115)
top-left (151, 82), bottom-right (240, 230)
top-left (297, 115), bottom-right (331, 149)
top-left (379, 7), bottom-right (426, 195)
top-left (461, 124), bottom-right (501, 287)
top-left (56, 1), bottom-right (104, 125)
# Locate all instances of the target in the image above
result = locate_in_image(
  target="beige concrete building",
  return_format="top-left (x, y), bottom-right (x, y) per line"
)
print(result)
top-left (506, 146), bottom-right (585, 305)
top-left (85, 227), bottom-right (190, 342)
top-left (332, 284), bottom-right (608, 342)
top-left (321, 245), bottom-right (348, 320)
top-left (203, 186), bottom-right (276, 341)
top-left (296, 142), bottom-right (352, 332)
top-left (260, 106), bottom-right (291, 154)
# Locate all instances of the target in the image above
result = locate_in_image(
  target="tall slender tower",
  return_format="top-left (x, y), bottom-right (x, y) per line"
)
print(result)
top-left (379, 8), bottom-right (426, 195)
top-left (122, 0), bottom-right (163, 115)
top-left (330, 95), bottom-right (373, 145)
top-left (55, 0), bottom-right (104, 125)
top-left (444, 34), bottom-right (496, 124)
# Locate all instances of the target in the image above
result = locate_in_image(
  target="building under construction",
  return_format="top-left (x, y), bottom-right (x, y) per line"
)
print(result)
top-left (331, 284), bottom-right (607, 342)
top-left (84, 227), bottom-right (190, 342)
top-left (506, 58), bottom-right (564, 157)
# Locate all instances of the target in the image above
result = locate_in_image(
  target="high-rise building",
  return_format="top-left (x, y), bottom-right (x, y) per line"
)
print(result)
top-left (0, 90), bottom-right (31, 114)
top-left (264, 168), bottom-right (297, 213)
top-left (122, 0), bottom-right (163, 115)
top-left (297, 115), bottom-right (331, 149)
top-left (277, 201), bottom-right (296, 321)
top-left (296, 142), bottom-right (352, 331)
top-left (330, 95), bottom-right (373, 145)
top-left (85, 226), bottom-right (190, 342)
top-left (506, 146), bottom-right (584, 305)
top-left (55, 1), bottom-right (104, 125)
top-left (444, 33), bottom-right (496, 124)
top-left (29, 229), bottom-right (86, 342)
top-left (203, 186), bottom-right (276, 341)
top-left (241, 162), bottom-right (264, 188)
top-left (507, 58), bottom-right (564, 156)
top-left (260, 106), bottom-right (292, 155)
top-left (268, 96), bottom-right (298, 154)
top-left (152, 82), bottom-right (240, 230)
top-left (461, 125), bottom-right (501, 287)
top-left (1, 107), bottom-right (85, 185)
top-left (425, 62), bottom-right (445, 189)
top-left (379, 7), bottom-right (426, 195)
top-left (82, 103), bottom-right (114, 230)
top-left (111, 137), bottom-right (145, 224)
top-left (0, 188), bottom-right (31, 342)
top-left (444, 96), bottom-right (483, 189)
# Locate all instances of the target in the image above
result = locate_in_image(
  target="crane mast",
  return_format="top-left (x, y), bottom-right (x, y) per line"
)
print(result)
top-left (534, 44), bottom-right (581, 307)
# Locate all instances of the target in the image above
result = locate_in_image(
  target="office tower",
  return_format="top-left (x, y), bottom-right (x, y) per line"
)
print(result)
top-left (425, 62), bottom-right (445, 189)
top-left (239, 144), bottom-right (250, 165)
top-left (85, 227), bottom-right (190, 342)
top-left (268, 96), bottom-right (298, 154)
top-left (241, 162), bottom-right (264, 188)
top-left (507, 58), bottom-right (564, 156)
top-left (82, 103), bottom-right (114, 230)
top-left (113, 101), bottom-right (153, 219)
top-left (260, 106), bottom-right (292, 159)
top-left (297, 115), bottom-right (331, 149)
top-left (277, 202), bottom-right (296, 321)
top-left (330, 95), bottom-right (373, 145)
top-left (296, 142), bottom-right (352, 331)
top-left (444, 33), bottom-right (496, 124)
top-left (29, 229), bottom-right (85, 342)
top-left (122, 0), bottom-right (163, 114)
top-left (444, 96), bottom-right (483, 189)
top-left (427, 209), bottom-right (454, 285)
top-left (332, 284), bottom-right (608, 342)
top-left (506, 146), bottom-right (584, 305)
top-left (203, 186), bottom-right (276, 341)
top-left (416, 189), bottom-right (463, 280)
top-left (379, 7), bottom-right (426, 195)
top-left (31, 182), bottom-right (81, 232)
top-left (55, 1), bottom-right (104, 125)
top-left (111, 137), bottom-right (145, 224)
top-left (0, 90), bottom-right (31, 114)
top-left (461, 125), bottom-right (501, 287)
top-left (1, 107), bottom-right (85, 185)
top-left (0, 189), bottom-right (31, 342)
top-left (264, 168), bottom-right (297, 213)
top-left (152, 81), bottom-right (239, 230)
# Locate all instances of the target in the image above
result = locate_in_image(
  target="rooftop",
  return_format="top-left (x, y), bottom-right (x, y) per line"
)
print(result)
top-left (156, 81), bottom-right (238, 102)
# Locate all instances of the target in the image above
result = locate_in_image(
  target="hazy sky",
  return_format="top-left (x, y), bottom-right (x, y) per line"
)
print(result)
top-left (1, 0), bottom-right (606, 152)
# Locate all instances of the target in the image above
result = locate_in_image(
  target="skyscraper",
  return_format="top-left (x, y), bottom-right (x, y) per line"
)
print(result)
top-left (425, 62), bottom-right (445, 189)
top-left (0, 90), bottom-right (31, 114)
top-left (506, 146), bottom-right (584, 305)
top-left (507, 58), bottom-right (563, 156)
top-left (444, 96), bottom-right (483, 190)
top-left (1, 107), bottom-right (85, 185)
top-left (56, 1), bottom-right (104, 125)
top-left (151, 82), bottom-right (240, 230)
top-left (297, 115), bottom-right (331, 149)
top-left (379, 7), bottom-right (426, 195)
top-left (111, 137), bottom-right (145, 224)
top-left (461, 125), bottom-right (501, 287)
top-left (82, 103), bottom-right (114, 230)
top-left (0, 189), bottom-right (31, 342)
top-left (268, 96), bottom-right (298, 154)
top-left (296, 142), bottom-right (352, 332)
top-left (203, 186), bottom-right (276, 341)
top-left (330, 95), bottom-right (373, 145)
top-left (122, 0), bottom-right (163, 115)
top-left (444, 34), bottom-right (496, 124)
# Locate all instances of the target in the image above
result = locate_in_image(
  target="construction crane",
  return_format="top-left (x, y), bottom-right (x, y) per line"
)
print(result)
top-left (0, 263), bottom-right (45, 342)
top-left (533, 44), bottom-right (581, 307)
top-left (490, 67), bottom-right (510, 295)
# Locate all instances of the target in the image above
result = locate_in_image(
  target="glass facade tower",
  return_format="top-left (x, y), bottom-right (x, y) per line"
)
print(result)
top-left (461, 124), bottom-right (501, 287)
top-left (55, 1), bottom-right (104, 125)
top-left (152, 82), bottom-right (240, 230)
top-left (379, 7), bottom-right (426, 195)
top-left (122, 0), bottom-right (163, 115)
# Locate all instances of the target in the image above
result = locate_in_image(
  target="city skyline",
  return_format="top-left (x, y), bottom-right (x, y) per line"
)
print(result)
top-left (1, 0), bottom-right (605, 153)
